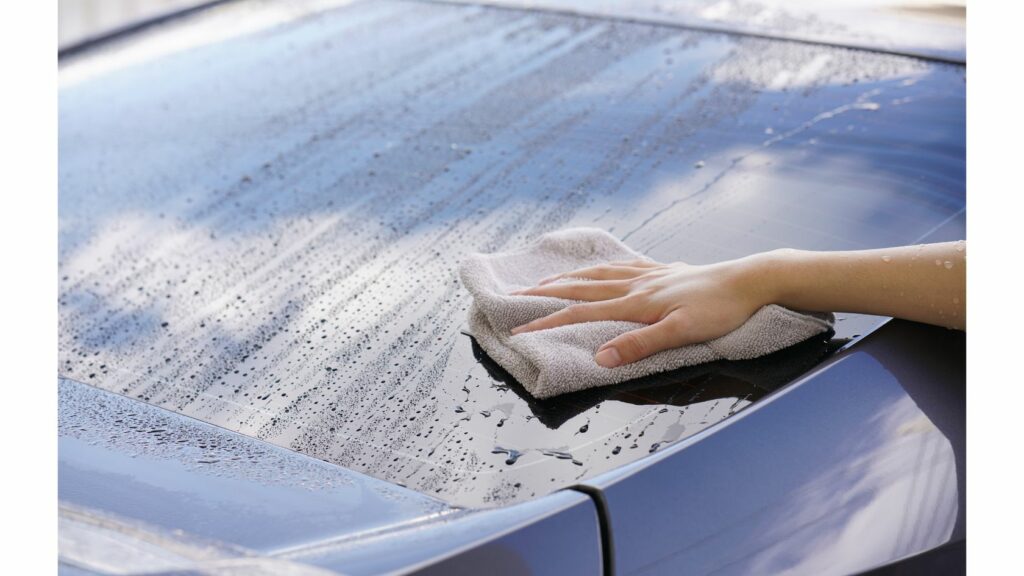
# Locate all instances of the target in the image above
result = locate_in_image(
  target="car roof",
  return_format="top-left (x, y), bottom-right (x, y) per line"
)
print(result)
top-left (59, 0), bottom-right (965, 507)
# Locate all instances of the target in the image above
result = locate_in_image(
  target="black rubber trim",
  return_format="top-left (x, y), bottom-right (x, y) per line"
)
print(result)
top-left (409, 0), bottom-right (966, 66)
top-left (59, 0), bottom-right (238, 60)
top-left (570, 484), bottom-right (615, 576)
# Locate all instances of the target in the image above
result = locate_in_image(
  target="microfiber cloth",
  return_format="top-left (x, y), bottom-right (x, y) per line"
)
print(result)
top-left (459, 228), bottom-right (834, 399)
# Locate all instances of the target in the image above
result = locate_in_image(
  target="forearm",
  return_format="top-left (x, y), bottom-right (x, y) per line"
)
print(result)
top-left (746, 242), bottom-right (966, 330)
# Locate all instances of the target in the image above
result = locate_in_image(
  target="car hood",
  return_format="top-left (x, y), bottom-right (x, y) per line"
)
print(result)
top-left (59, 0), bottom-right (965, 508)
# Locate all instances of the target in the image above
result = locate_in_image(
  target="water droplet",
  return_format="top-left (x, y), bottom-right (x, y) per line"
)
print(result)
top-left (492, 446), bottom-right (521, 465)
top-left (694, 160), bottom-right (705, 169)
top-left (541, 449), bottom-right (579, 465)
top-left (882, 255), bottom-right (891, 262)
top-left (944, 261), bottom-right (953, 269)
top-left (934, 259), bottom-right (942, 266)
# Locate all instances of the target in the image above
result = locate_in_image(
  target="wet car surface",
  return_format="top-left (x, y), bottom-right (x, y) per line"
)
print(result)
top-left (59, 0), bottom-right (964, 510)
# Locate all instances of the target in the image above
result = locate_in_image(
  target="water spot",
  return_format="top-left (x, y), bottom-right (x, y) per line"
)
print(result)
top-left (492, 446), bottom-right (521, 465)
top-left (944, 261), bottom-right (953, 269)
top-left (578, 423), bottom-right (589, 434)
top-left (694, 160), bottom-right (705, 169)
top-left (649, 442), bottom-right (662, 453)
top-left (934, 259), bottom-right (942, 266)
top-left (541, 449), bottom-right (583, 465)
top-left (611, 446), bottom-right (621, 455)
top-left (882, 255), bottom-right (891, 262)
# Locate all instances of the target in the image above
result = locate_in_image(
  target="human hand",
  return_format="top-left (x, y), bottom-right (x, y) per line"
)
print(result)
top-left (510, 257), bottom-right (772, 368)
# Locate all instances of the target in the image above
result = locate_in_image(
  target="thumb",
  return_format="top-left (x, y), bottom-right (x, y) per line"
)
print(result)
top-left (594, 315), bottom-right (685, 368)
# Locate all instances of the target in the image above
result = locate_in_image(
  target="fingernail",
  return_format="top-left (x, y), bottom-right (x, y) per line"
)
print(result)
top-left (595, 347), bottom-right (621, 368)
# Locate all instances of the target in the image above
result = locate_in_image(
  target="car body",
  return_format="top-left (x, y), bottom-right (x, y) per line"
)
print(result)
top-left (58, 0), bottom-right (965, 574)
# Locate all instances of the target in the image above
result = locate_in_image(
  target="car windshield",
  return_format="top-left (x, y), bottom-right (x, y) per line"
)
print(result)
top-left (58, 0), bottom-right (965, 507)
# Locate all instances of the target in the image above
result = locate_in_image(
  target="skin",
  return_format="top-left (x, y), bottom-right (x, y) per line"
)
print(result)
top-left (511, 241), bottom-right (966, 368)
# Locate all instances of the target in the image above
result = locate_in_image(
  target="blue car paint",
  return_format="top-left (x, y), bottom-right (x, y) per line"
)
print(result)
top-left (58, 0), bottom-right (965, 573)
top-left (59, 377), bottom-right (603, 575)
top-left (59, 0), bottom-right (964, 510)
top-left (58, 378), bottom-right (452, 553)
top-left (579, 319), bottom-right (964, 575)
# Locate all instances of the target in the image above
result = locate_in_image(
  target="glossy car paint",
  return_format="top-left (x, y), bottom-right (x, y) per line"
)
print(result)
top-left (58, 0), bottom-right (965, 573)
top-left (58, 377), bottom-right (451, 552)
top-left (579, 319), bottom-right (964, 575)
top-left (58, 377), bottom-right (602, 575)
top-left (59, 0), bottom-right (964, 509)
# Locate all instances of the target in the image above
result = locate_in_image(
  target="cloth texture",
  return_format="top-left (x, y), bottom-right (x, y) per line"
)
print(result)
top-left (460, 228), bottom-right (834, 399)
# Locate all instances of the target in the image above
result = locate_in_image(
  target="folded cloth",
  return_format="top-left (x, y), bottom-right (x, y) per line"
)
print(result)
top-left (459, 228), bottom-right (834, 399)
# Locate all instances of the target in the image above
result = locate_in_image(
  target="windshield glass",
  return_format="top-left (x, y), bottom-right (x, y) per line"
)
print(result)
top-left (59, 0), bottom-right (965, 507)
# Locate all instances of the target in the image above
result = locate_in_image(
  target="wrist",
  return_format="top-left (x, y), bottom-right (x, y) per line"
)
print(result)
top-left (734, 248), bottom-right (800, 308)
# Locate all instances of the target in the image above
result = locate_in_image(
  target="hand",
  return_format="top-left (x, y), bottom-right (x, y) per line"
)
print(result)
top-left (510, 257), bottom-right (771, 368)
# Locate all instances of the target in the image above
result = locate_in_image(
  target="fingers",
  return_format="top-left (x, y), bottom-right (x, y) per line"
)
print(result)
top-left (512, 280), bottom-right (629, 301)
top-left (538, 262), bottom-right (656, 285)
top-left (594, 314), bottom-right (687, 368)
top-left (511, 300), bottom-right (629, 334)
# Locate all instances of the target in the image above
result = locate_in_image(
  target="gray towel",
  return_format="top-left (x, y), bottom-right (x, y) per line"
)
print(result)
top-left (459, 228), bottom-right (834, 399)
